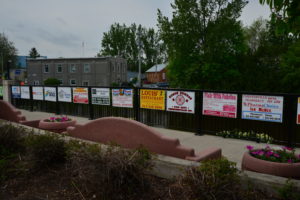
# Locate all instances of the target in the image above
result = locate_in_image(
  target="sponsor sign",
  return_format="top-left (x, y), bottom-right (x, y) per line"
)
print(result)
top-left (58, 87), bottom-right (72, 102)
top-left (203, 92), bottom-right (237, 118)
top-left (0, 86), bottom-right (3, 97)
top-left (112, 89), bottom-right (133, 108)
top-left (140, 89), bottom-right (165, 110)
top-left (166, 90), bottom-right (195, 113)
top-left (297, 98), bottom-right (300, 124)
top-left (73, 87), bottom-right (89, 104)
top-left (12, 86), bottom-right (21, 98)
top-left (32, 87), bottom-right (44, 100)
top-left (242, 95), bottom-right (283, 123)
top-left (91, 88), bottom-right (110, 105)
top-left (44, 87), bottom-right (57, 102)
top-left (21, 86), bottom-right (30, 99)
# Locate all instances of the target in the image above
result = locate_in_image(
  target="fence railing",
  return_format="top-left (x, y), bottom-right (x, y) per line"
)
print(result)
top-left (9, 85), bottom-right (300, 147)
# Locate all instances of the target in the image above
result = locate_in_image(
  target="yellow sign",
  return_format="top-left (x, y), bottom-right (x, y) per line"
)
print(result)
top-left (140, 89), bottom-right (165, 110)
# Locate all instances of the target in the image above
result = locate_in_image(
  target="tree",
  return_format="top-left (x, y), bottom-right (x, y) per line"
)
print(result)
top-left (0, 33), bottom-right (17, 78)
top-left (259, 0), bottom-right (300, 36)
top-left (29, 47), bottom-right (40, 58)
top-left (44, 78), bottom-right (61, 86)
top-left (157, 0), bottom-right (247, 89)
top-left (99, 23), bottom-right (166, 72)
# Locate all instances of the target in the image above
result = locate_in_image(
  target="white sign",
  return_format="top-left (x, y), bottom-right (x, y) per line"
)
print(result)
top-left (203, 92), bottom-right (238, 118)
top-left (32, 87), bottom-right (44, 100)
top-left (12, 86), bottom-right (21, 98)
top-left (166, 90), bottom-right (195, 113)
top-left (242, 94), bottom-right (284, 123)
top-left (44, 87), bottom-right (57, 102)
top-left (58, 87), bottom-right (72, 102)
top-left (21, 86), bottom-right (30, 99)
top-left (112, 89), bottom-right (133, 108)
top-left (92, 88), bottom-right (110, 105)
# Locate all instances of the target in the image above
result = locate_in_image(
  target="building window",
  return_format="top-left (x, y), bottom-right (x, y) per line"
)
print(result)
top-left (33, 80), bottom-right (39, 85)
top-left (58, 79), bottom-right (63, 85)
top-left (82, 81), bottom-right (89, 86)
top-left (69, 64), bottom-right (76, 73)
top-left (162, 72), bottom-right (166, 80)
top-left (44, 64), bottom-right (49, 73)
top-left (83, 64), bottom-right (90, 73)
top-left (57, 64), bottom-right (62, 73)
top-left (70, 79), bottom-right (76, 86)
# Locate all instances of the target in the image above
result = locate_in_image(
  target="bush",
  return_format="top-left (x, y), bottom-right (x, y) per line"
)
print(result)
top-left (26, 134), bottom-right (67, 168)
top-left (68, 142), bottom-right (153, 199)
top-left (0, 124), bottom-right (27, 156)
top-left (43, 78), bottom-right (61, 86)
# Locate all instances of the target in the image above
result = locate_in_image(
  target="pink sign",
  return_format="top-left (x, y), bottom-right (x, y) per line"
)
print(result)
top-left (203, 92), bottom-right (237, 118)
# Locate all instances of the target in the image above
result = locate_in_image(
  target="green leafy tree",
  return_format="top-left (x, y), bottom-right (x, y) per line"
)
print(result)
top-left (259, 0), bottom-right (300, 36)
top-left (158, 0), bottom-right (247, 89)
top-left (44, 78), bottom-right (61, 86)
top-left (0, 33), bottom-right (17, 78)
top-left (99, 23), bottom-right (166, 72)
top-left (29, 47), bottom-right (40, 58)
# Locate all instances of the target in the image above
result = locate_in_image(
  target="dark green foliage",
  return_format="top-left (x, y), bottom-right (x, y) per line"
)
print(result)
top-left (43, 77), bottom-right (61, 86)
top-left (28, 47), bottom-right (40, 58)
top-left (68, 142), bottom-right (153, 200)
top-left (0, 124), bottom-right (26, 155)
top-left (216, 130), bottom-right (274, 143)
top-left (277, 179), bottom-right (300, 200)
top-left (26, 134), bottom-right (67, 168)
top-left (0, 33), bottom-right (17, 75)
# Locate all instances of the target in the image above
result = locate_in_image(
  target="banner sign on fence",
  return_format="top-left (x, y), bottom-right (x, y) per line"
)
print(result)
top-left (112, 89), bottom-right (133, 108)
top-left (44, 87), bottom-right (57, 102)
top-left (21, 86), bottom-right (30, 99)
top-left (73, 87), bottom-right (89, 104)
top-left (91, 88), bottom-right (110, 105)
top-left (242, 95), bottom-right (283, 123)
top-left (0, 86), bottom-right (3, 97)
top-left (203, 92), bottom-right (238, 118)
top-left (58, 87), bottom-right (72, 102)
top-left (297, 98), bottom-right (300, 124)
top-left (12, 86), bottom-right (21, 98)
top-left (166, 90), bottom-right (195, 113)
top-left (32, 87), bottom-right (44, 100)
top-left (140, 89), bottom-right (165, 110)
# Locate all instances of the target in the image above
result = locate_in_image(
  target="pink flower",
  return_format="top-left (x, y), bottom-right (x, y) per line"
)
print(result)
top-left (266, 151), bottom-right (273, 156)
top-left (246, 145), bottom-right (254, 151)
top-left (282, 146), bottom-right (294, 151)
top-left (273, 153), bottom-right (280, 158)
top-left (257, 150), bottom-right (264, 156)
top-left (251, 151), bottom-right (258, 155)
top-left (50, 117), bottom-right (55, 121)
top-left (287, 159), bottom-right (293, 163)
top-left (298, 154), bottom-right (300, 159)
top-left (265, 145), bottom-right (271, 149)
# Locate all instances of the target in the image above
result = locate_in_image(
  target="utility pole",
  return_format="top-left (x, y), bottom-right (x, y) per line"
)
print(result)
top-left (1, 52), bottom-right (3, 80)
top-left (137, 30), bottom-right (142, 87)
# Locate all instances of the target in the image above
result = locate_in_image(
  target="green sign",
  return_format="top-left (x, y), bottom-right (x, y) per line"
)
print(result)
top-left (0, 86), bottom-right (3, 97)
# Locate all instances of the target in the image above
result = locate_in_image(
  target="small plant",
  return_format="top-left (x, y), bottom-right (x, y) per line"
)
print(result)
top-left (216, 130), bottom-right (274, 143)
top-left (277, 179), bottom-right (300, 200)
top-left (26, 134), bottom-right (67, 168)
top-left (44, 116), bottom-right (71, 122)
top-left (246, 145), bottom-right (300, 163)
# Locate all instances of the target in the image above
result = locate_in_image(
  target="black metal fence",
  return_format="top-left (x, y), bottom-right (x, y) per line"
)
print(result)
top-left (10, 85), bottom-right (300, 147)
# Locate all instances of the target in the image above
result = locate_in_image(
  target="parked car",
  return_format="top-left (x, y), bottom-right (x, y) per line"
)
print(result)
top-left (156, 82), bottom-right (169, 88)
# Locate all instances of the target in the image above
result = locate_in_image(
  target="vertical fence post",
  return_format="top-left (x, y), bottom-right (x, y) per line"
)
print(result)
top-left (55, 86), bottom-right (60, 115)
top-left (29, 86), bottom-right (33, 112)
top-left (134, 87), bottom-right (140, 122)
top-left (195, 90), bottom-right (203, 136)
top-left (285, 95), bottom-right (297, 147)
top-left (88, 87), bottom-right (94, 120)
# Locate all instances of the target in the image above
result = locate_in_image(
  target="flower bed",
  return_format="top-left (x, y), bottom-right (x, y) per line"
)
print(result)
top-left (39, 116), bottom-right (76, 133)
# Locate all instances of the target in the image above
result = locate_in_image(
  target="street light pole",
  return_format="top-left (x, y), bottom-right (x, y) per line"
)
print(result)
top-left (1, 52), bottom-right (3, 80)
top-left (7, 59), bottom-right (11, 80)
top-left (137, 30), bottom-right (142, 87)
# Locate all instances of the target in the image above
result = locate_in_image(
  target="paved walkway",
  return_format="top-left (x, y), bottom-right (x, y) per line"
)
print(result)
top-left (20, 109), bottom-right (300, 167)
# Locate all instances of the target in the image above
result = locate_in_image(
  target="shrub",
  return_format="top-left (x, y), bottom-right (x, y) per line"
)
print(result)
top-left (277, 179), bottom-right (300, 200)
top-left (216, 130), bottom-right (274, 143)
top-left (43, 78), bottom-right (61, 86)
top-left (0, 124), bottom-right (27, 156)
top-left (68, 142), bottom-right (153, 199)
top-left (26, 134), bottom-right (67, 168)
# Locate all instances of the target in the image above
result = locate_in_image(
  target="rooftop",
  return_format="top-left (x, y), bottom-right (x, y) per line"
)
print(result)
top-left (146, 63), bottom-right (167, 73)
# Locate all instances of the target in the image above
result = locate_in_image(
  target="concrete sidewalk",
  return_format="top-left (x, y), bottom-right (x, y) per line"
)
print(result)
top-left (19, 109), bottom-right (300, 167)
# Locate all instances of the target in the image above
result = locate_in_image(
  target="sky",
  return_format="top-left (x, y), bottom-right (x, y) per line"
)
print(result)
top-left (0, 0), bottom-right (271, 58)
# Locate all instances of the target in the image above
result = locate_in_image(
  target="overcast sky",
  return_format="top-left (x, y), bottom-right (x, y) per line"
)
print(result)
top-left (0, 0), bottom-right (271, 58)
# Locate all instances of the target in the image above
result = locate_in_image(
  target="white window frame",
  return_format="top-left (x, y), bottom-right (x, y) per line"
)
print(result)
top-left (56, 64), bottom-right (63, 73)
top-left (69, 64), bottom-right (76, 73)
top-left (44, 64), bottom-right (49, 73)
top-left (82, 80), bottom-right (89, 86)
top-left (83, 64), bottom-right (91, 73)
top-left (70, 79), bottom-right (76, 86)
